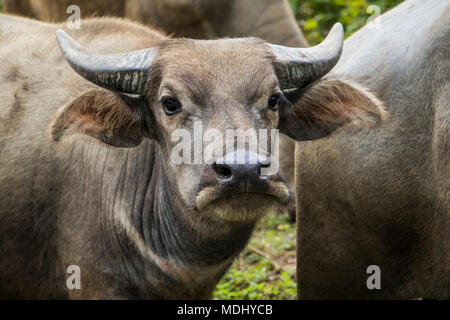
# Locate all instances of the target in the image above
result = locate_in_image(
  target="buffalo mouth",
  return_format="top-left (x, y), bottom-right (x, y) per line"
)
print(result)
top-left (195, 181), bottom-right (290, 212)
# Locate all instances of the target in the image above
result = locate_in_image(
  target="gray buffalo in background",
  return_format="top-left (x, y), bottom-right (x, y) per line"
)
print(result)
top-left (4, 0), bottom-right (304, 216)
top-left (4, 0), bottom-right (308, 47)
top-left (296, 0), bottom-right (449, 299)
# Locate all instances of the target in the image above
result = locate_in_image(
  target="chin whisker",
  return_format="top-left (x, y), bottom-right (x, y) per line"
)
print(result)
top-left (194, 182), bottom-right (290, 223)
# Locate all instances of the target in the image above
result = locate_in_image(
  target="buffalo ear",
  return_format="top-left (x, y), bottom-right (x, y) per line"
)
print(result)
top-left (279, 78), bottom-right (388, 141)
top-left (50, 90), bottom-right (155, 147)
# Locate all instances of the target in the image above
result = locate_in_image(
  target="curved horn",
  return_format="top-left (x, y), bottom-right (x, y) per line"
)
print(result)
top-left (269, 23), bottom-right (344, 89)
top-left (56, 29), bottom-right (157, 95)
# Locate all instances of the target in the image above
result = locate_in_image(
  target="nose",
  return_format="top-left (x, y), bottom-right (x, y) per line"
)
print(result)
top-left (212, 151), bottom-right (271, 183)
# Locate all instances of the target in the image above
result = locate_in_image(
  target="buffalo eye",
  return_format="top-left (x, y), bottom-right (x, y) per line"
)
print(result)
top-left (267, 94), bottom-right (279, 111)
top-left (161, 97), bottom-right (182, 115)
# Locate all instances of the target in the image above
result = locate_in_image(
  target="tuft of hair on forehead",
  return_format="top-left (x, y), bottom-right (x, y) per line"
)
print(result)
top-left (152, 37), bottom-right (275, 76)
top-left (147, 37), bottom-right (278, 103)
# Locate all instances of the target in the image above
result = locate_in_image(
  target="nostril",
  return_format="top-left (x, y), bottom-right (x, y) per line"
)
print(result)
top-left (258, 160), bottom-right (271, 176)
top-left (261, 161), bottom-right (271, 168)
top-left (213, 163), bottom-right (232, 179)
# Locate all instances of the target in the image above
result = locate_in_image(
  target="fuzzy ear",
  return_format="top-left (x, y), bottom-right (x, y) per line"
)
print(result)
top-left (50, 90), bottom-right (155, 147)
top-left (279, 78), bottom-right (388, 141)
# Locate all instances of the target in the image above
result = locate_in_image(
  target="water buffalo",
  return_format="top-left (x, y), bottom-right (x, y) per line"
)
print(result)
top-left (4, 0), bottom-right (306, 216)
top-left (296, 0), bottom-right (449, 299)
top-left (0, 13), bottom-right (384, 299)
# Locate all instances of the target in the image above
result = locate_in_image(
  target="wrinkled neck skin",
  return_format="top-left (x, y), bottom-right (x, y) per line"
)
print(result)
top-left (58, 139), bottom-right (255, 299)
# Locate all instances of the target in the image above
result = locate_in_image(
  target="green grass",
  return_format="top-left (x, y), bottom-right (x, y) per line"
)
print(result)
top-left (213, 213), bottom-right (296, 300)
top-left (289, 0), bottom-right (404, 45)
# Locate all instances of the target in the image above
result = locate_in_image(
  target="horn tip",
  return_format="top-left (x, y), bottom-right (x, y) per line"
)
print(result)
top-left (56, 29), bottom-right (67, 40)
top-left (330, 23), bottom-right (344, 39)
top-left (55, 29), bottom-right (82, 57)
top-left (332, 22), bottom-right (344, 30)
top-left (55, 29), bottom-right (70, 48)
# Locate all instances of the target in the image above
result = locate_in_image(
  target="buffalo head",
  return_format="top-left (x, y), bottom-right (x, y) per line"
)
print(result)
top-left (50, 23), bottom-right (385, 223)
